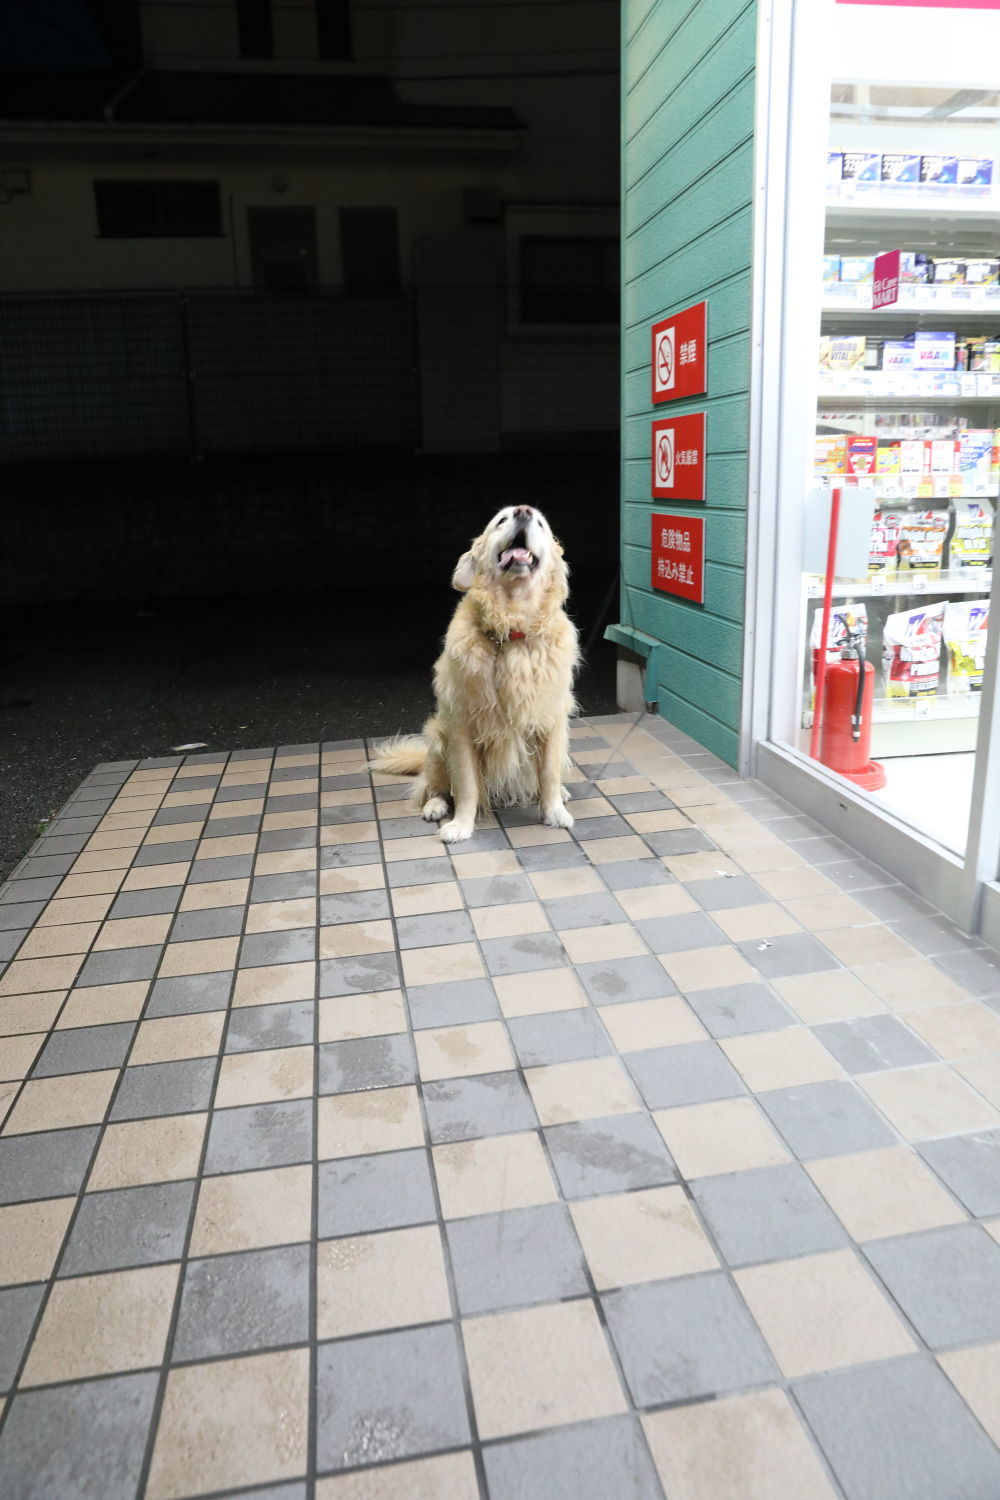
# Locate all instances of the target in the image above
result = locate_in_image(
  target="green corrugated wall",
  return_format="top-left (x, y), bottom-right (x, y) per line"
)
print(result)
top-left (620, 0), bottom-right (757, 766)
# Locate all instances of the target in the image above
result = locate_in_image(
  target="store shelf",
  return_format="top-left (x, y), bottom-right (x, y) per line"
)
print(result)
top-left (810, 475), bottom-right (999, 500)
top-left (826, 195), bottom-right (999, 222)
top-left (806, 570), bottom-right (992, 599)
top-left (817, 389), bottom-right (1000, 405)
top-left (822, 284), bottom-right (1000, 316)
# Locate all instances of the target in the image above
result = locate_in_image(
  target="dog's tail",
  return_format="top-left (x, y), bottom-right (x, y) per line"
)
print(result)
top-left (366, 735), bottom-right (427, 777)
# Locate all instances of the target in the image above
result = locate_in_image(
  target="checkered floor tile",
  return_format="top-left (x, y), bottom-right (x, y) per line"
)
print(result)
top-left (2, 715), bottom-right (1000, 1499)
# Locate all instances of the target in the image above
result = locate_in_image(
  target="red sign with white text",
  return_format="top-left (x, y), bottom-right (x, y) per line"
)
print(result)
top-left (651, 514), bottom-right (705, 604)
top-left (651, 302), bottom-right (707, 404)
top-left (873, 249), bottom-right (900, 309)
top-left (651, 413), bottom-right (706, 501)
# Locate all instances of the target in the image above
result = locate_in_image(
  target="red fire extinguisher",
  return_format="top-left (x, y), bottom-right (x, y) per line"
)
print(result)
top-left (817, 631), bottom-right (886, 791)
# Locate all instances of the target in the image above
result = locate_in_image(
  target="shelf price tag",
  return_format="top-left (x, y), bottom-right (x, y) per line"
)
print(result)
top-left (871, 575), bottom-right (886, 595)
top-left (913, 575), bottom-right (928, 593)
top-left (915, 701), bottom-right (931, 719)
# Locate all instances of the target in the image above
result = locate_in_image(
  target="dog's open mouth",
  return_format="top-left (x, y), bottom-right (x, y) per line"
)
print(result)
top-left (499, 531), bottom-right (537, 572)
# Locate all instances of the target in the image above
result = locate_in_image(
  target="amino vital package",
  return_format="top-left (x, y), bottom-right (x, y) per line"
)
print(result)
top-left (809, 605), bottom-right (868, 706)
top-left (883, 602), bottom-right (945, 698)
top-left (950, 500), bottom-right (994, 570)
top-left (944, 602), bottom-right (989, 694)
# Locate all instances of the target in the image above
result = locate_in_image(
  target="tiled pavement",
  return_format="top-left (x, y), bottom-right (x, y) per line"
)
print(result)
top-left (2, 716), bottom-right (1000, 1499)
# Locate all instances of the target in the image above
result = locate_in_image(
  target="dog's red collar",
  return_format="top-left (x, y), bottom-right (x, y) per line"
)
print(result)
top-left (484, 628), bottom-right (527, 645)
top-left (508, 631), bottom-right (526, 640)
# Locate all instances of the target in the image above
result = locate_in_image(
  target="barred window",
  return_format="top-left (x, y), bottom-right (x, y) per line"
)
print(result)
top-left (94, 181), bottom-right (223, 238)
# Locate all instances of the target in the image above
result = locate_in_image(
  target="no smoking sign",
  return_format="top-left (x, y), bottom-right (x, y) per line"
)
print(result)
top-left (650, 301), bottom-right (707, 405)
top-left (651, 413), bottom-right (705, 502)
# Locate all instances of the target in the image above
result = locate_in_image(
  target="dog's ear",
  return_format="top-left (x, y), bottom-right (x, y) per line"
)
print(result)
top-left (452, 548), bottom-right (479, 592)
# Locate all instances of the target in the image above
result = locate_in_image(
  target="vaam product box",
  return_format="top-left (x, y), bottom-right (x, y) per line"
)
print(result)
top-left (913, 331), bottom-right (956, 370)
top-left (921, 155), bottom-right (959, 186)
top-left (883, 340), bottom-right (913, 373)
top-left (839, 256), bottom-right (875, 284)
top-left (899, 252), bottom-right (931, 284)
top-left (881, 152), bottom-right (921, 185)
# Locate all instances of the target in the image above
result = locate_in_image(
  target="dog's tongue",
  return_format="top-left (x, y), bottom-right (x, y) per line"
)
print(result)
top-left (501, 547), bottom-right (532, 567)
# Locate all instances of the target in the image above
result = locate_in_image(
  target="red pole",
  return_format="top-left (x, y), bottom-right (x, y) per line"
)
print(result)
top-left (809, 485), bottom-right (842, 761)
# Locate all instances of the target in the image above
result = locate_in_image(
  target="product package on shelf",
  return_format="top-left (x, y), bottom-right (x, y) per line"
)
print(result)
top-left (894, 508), bottom-right (950, 572)
top-left (950, 499), bottom-right (995, 570)
top-left (944, 601), bottom-right (990, 693)
top-left (810, 604), bottom-right (868, 707)
top-left (883, 602), bottom-right (945, 698)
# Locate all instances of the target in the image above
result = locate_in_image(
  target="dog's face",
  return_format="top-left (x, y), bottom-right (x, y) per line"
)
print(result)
top-left (453, 506), bottom-right (564, 597)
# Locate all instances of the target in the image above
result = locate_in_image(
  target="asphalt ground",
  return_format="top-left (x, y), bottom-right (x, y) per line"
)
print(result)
top-left (0, 577), bottom-right (620, 882)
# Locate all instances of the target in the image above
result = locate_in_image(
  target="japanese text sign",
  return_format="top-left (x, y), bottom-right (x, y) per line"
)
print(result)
top-left (651, 413), bottom-right (706, 502)
top-left (873, 249), bottom-right (900, 309)
top-left (651, 302), bottom-right (707, 404)
top-left (651, 514), bottom-right (705, 604)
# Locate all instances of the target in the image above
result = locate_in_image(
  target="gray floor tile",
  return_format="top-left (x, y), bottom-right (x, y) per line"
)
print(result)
top-left (453, 828), bottom-right (513, 853)
top-left (32, 1022), bottom-right (135, 1078)
top-left (75, 945), bottom-right (163, 987)
top-left (422, 1071), bottom-right (538, 1144)
top-left (686, 982), bottom-right (795, 1038)
top-left (573, 815), bottom-right (632, 841)
top-left (132, 840), bottom-right (199, 868)
top-left (624, 1040), bottom-right (745, 1109)
top-left (225, 1000), bottom-right (315, 1054)
top-left (405, 978), bottom-right (500, 1030)
top-left (933, 947), bottom-right (1000, 998)
top-left (377, 815), bottom-right (438, 841)
top-left (146, 972), bottom-right (233, 1017)
top-left (792, 835), bottom-right (861, 865)
top-left (385, 857), bottom-right (452, 888)
top-left (635, 911), bottom-right (726, 953)
top-left (918, 1130), bottom-right (1000, 1217)
top-left (239, 928), bottom-right (316, 968)
top-left (889, 914), bottom-right (984, 958)
top-left (515, 843), bottom-right (589, 874)
top-left (0, 1283), bottom-right (45, 1390)
top-left (736, 933), bottom-right (840, 979)
top-left (320, 772), bottom-right (369, 791)
top-left (321, 804), bottom-right (376, 827)
top-left (480, 933), bottom-right (568, 976)
top-left (0, 901), bottom-right (44, 931)
top-left (691, 1163), bottom-right (848, 1266)
top-left (152, 804), bottom-right (209, 827)
top-left (0, 877), bottom-right (63, 904)
top-left (319, 951), bottom-right (401, 997)
top-left (864, 1224), bottom-right (1000, 1347)
top-left (814, 1015), bottom-right (937, 1075)
top-left (758, 1080), bottom-right (896, 1159)
top-left (0, 1372), bottom-right (159, 1500)
top-left (264, 794), bottom-right (316, 816)
top-left (394, 910), bottom-right (475, 949)
top-left (216, 782), bottom-right (267, 802)
top-left (577, 955), bottom-right (675, 1005)
top-left (172, 1243), bottom-right (311, 1361)
top-left (544, 1113), bottom-right (676, 1199)
top-left (822, 858), bottom-right (897, 892)
top-left (319, 842), bottom-right (381, 869)
top-left (483, 1415), bottom-right (662, 1500)
top-left (608, 790), bottom-right (676, 813)
top-left (542, 893), bottom-right (627, 930)
top-left (189, 854), bottom-right (255, 883)
top-left (794, 1356), bottom-right (1000, 1500)
top-left (600, 860), bottom-right (671, 890)
top-left (250, 872), bottom-right (318, 903)
top-left (642, 828), bottom-right (715, 857)
top-left (317, 1148), bottom-right (437, 1237)
top-left (17, 854), bottom-right (76, 878)
top-left (446, 1203), bottom-right (588, 1315)
top-left (686, 875), bottom-right (770, 910)
top-left (854, 885), bottom-right (935, 924)
top-left (258, 828), bottom-right (317, 854)
top-left (0, 1128), bottom-right (99, 1205)
top-left (60, 1180), bottom-right (195, 1275)
top-left (170, 905), bottom-right (246, 942)
top-left (318, 890), bottom-right (390, 925)
top-left (507, 1008), bottom-right (612, 1067)
top-left (110, 1058), bottom-right (217, 1121)
top-left (0, 931), bottom-right (28, 962)
top-left (203, 1099), bottom-right (314, 1174)
top-left (315, 1324), bottom-right (470, 1470)
top-left (603, 1272), bottom-right (777, 1406)
top-left (461, 874), bottom-right (534, 907)
top-left (318, 1033), bottom-right (416, 1094)
top-left (109, 887), bottom-right (184, 920)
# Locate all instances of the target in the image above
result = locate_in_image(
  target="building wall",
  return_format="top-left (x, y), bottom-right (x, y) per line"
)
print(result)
top-left (620, 0), bottom-right (756, 766)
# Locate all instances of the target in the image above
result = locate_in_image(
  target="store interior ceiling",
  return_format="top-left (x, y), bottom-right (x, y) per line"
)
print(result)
top-left (831, 85), bottom-right (1000, 124)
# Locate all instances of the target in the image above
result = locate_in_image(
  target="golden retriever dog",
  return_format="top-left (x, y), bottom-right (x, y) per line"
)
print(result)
top-left (368, 504), bottom-right (579, 843)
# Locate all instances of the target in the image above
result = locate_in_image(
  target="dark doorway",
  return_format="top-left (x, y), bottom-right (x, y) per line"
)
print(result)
top-left (248, 207), bottom-right (319, 291)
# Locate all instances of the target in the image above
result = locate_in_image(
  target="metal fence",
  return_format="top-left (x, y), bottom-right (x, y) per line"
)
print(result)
top-left (0, 288), bottom-right (618, 463)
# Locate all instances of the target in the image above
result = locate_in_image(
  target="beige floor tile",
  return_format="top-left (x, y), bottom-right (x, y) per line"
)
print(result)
top-left (21, 1263), bottom-right (179, 1386)
top-left (382, 834), bottom-right (444, 862)
top-left (860, 1064), bottom-right (1000, 1138)
top-left (198, 834), bottom-right (259, 859)
top-left (317, 1224), bottom-right (452, 1339)
top-left (0, 1033), bottom-right (44, 1081)
top-left (318, 1085), bottom-right (425, 1159)
top-left (614, 884), bottom-right (699, 920)
top-left (391, 881), bottom-right (463, 917)
top-left (72, 849), bottom-right (135, 875)
top-left (901, 1000), bottom-right (1000, 1060)
top-left (450, 850), bottom-right (521, 879)
top-left (570, 1186), bottom-right (718, 1289)
top-left (955, 1056), bottom-right (1000, 1108)
top-left (659, 946), bottom-right (758, 993)
top-left (0, 991), bottom-right (65, 1037)
top-left (56, 871), bottom-right (125, 899)
top-left (274, 752), bottom-right (318, 769)
top-left (560, 923), bottom-right (648, 964)
top-left (245, 898), bottom-right (317, 933)
top-left (189, 1164), bottom-right (313, 1256)
top-left (120, 862), bottom-right (190, 892)
top-left (90, 1113), bottom-right (208, 1191)
top-left (506, 825), bottom-right (571, 848)
top-left (433, 1132), bottom-right (558, 1219)
top-left (595, 776), bottom-right (654, 795)
top-left (599, 995), bottom-right (707, 1051)
top-left (268, 776), bottom-right (318, 797)
top-left (0, 1198), bottom-right (75, 1285)
top-left (471, 902), bottom-right (551, 940)
top-left (736, 1249), bottom-right (916, 1377)
top-left (321, 786), bottom-right (374, 808)
top-left (179, 878), bottom-right (250, 911)
top-left (772, 970), bottom-right (885, 1024)
top-left (732, 846), bottom-right (808, 875)
top-left (37, 894), bottom-right (115, 926)
top-left (0, 954), bottom-right (84, 997)
top-left (806, 1146), bottom-right (967, 1240)
top-left (87, 828), bottom-right (144, 851)
top-left (939, 1342), bottom-right (1000, 1448)
top-left (253, 849), bottom-right (317, 877)
top-left (667, 785), bottom-right (730, 807)
top-left (146, 1347), bottom-right (309, 1500)
top-left (319, 989), bottom-right (407, 1043)
top-left (720, 1028), bottom-right (843, 1093)
top-left (0, 1081), bottom-right (18, 1127)
top-left (57, 981), bottom-right (149, 1030)
top-left (130, 1012), bottom-right (225, 1066)
top-left (852, 957), bottom-right (969, 1010)
top-left (527, 867), bottom-right (604, 900)
top-left (319, 821), bottom-right (378, 847)
top-left (110, 792), bottom-right (164, 812)
top-left (233, 961), bottom-right (316, 1007)
top-left (158, 936), bottom-right (239, 979)
top-left (4, 1069), bottom-right (118, 1135)
top-left (663, 853), bottom-right (742, 882)
top-left (162, 788), bottom-right (213, 808)
top-left (415, 1021), bottom-right (515, 1082)
top-left (711, 904), bottom-right (803, 942)
top-left (654, 1098), bottom-right (790, 1179)
top-left (319, 921), bottom-right (394, 959)
top-left (625, 809), bottom-right (693, 834)
top-left (523, 1056), bottom-right (640, 1126)
top-left (401, 942), bottom-right (485, 988)
top-left (208, 798), bottom-right (263, 821)
top-left (756, 867), bottom-right (839, 900)
top-left (214, 1045), bottom-right (314, 1108)
top-left (642, 1387), bottom-right (839, 1500)
top-left (781, 893), bottom-right (874, 931)
top-left (175, 760), bottom-right (225, 776)
top-left (316, 1451), bottom-right (479, 1500)
top-left (566, 796), bottom-right (616, 820)
top-left (320, 866), bottom-right (385, 895)
top-left (493, 968), bottom-right (587, 1017)
top-left (262, 811), bottom-right (318, 834)
top-left (463, 1298), bottom-right (626, 1440)
top-left (580, 835), bottom-right (651, 864)
top-left (821, 925), bottom-right (919, 967)
top-left (16, 922), bottom-right (99, 960)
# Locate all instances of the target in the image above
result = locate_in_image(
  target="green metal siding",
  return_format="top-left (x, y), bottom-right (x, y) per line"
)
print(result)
top-left (620, 0), bottom-right (756, 766)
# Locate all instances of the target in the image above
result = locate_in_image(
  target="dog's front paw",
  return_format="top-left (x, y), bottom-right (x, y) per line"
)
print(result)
top-left (541, 803), bottom-right (574, 830)
top-left (439, 819), bottom-right (475, 844)
top-left (422, 796), bottom-right (449, 822)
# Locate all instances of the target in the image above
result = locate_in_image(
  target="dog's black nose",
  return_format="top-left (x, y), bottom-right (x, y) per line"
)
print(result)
top-left (513, 505), bottom-right (533, 520)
